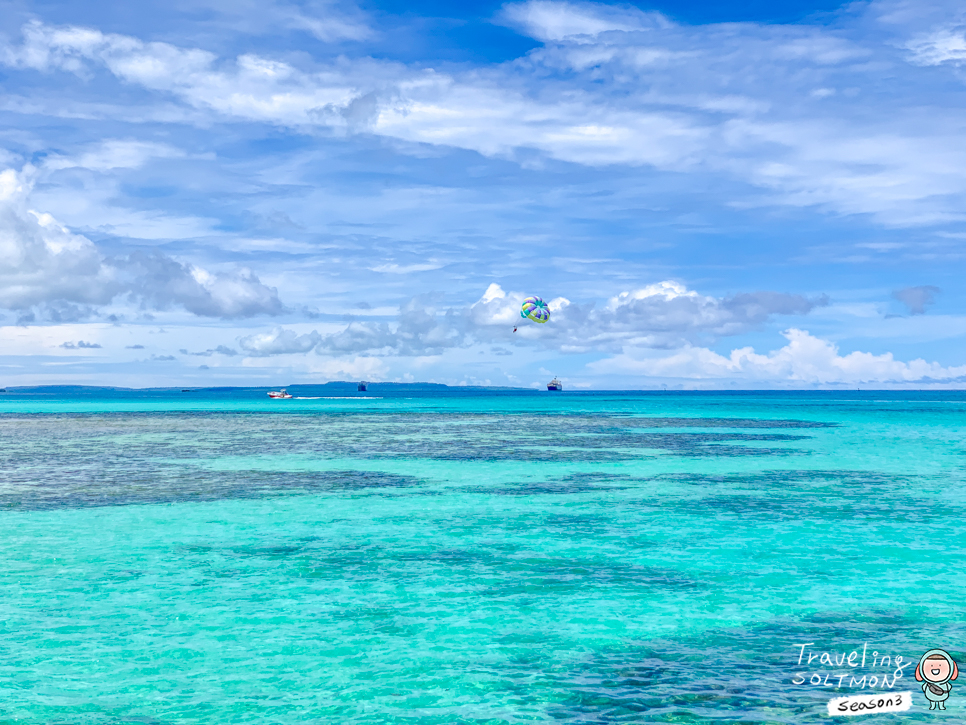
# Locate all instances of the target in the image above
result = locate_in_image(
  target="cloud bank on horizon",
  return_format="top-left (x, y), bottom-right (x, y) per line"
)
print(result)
top-left (0, 0), bottom-right (964, 388)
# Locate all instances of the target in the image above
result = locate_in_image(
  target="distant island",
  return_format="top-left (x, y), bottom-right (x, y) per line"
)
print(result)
top-left (2, 382), bottom-right (532, 393)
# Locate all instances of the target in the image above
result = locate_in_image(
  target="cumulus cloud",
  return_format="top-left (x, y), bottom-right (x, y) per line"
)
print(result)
top-left (589, 328), bottom-right (966, 385)
top-left (0, 165), bottom-right (282, 319)
top-left (318, 296), bottom-right (463, 356)
top-left (236, 301), bottom-right (465, 358)
top-left (241, 282), bottom-right (823, 357)
top-left (117, 253), bottom-right (283, 318)
top-left (238, 327), bottom-right (322, 356)
top-left (468, 282), bottom-right (827, 351)
top-left (892, 285), bottom-right (941, 314)
top-left (0, 167), bottom-right (117, 311)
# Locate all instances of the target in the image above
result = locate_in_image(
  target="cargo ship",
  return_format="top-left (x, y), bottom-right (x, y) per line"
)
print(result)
top-left (547, 377), bottom-right (562, 391)
top-left (358, 381), bottom-right (368, 392)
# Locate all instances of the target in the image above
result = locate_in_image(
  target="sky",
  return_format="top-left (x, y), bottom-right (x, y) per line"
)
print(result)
top-left (1, 0), bottom-right (966, 389)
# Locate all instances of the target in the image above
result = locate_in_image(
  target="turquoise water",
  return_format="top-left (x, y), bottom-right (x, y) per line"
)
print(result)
top-left (1, 388), bottom-right (965, 723)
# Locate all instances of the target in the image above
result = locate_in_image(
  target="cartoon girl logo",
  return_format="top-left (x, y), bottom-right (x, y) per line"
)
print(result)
top-left (916, 649), bottom-right (959, 710)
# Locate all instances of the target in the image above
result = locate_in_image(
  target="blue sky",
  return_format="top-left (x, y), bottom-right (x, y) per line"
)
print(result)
top-left (2, 0), bottom-right (966, 388)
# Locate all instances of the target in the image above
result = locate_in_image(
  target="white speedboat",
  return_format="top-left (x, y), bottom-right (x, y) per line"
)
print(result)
top-left (268, 389), bottom-right (292, 399)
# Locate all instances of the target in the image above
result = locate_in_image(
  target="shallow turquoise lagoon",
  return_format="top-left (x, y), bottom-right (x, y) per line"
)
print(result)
top-left (1, 389), bottom-right (965, 723)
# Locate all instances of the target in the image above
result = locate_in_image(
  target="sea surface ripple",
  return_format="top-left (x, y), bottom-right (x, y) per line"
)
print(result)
top-left (1, 389), bottom-right (964, 723)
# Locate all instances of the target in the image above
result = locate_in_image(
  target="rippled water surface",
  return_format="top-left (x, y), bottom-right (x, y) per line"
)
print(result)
top-left (2, 388), bottom-right (965, 723)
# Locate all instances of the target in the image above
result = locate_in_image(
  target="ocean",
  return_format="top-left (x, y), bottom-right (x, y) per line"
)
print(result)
top-left (1, 387), bottom-right (964, 723)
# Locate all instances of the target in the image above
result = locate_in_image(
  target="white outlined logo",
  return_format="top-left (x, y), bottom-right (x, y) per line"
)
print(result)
top-left (827, 692), bottom-right (912, 716)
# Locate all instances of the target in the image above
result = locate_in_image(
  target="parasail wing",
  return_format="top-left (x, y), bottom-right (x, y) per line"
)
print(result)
top-left (520, 296), bottom-right (551, 324)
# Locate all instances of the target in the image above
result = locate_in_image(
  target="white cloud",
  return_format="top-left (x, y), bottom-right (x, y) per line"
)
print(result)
top-left (371, 79), bottom-right (709, 168)
top-left (238, 348), bottom-right (389, 380)
top-left (126, 255), bottom-right (284, 318)
top-left (43, 139), bottom-right (186, 171)
top-left (56, 207), bottom-right (218, 241)
top-left (237, 282), bottom-right (824, 358)
top-left (467, 282), bottom-right (826, 351)
top-left (168, 0), bottom-right (372, 43)
top-left (287, 7), bottom-right (371, 42)
top-left (369, 262), bottom-right (444, 274)
top-left (29, 140), bottom-right (220, 241)
top-left (4, 2), bottom-right (966, 230)
top-left (318, 296), bottom-right (463, 355)
top-left (906, 28), bottom-right (966, 65)
top-left (0, 166), bottom-right (117, 310)
top-left (0, 165), bottom-right (283, 318)
top-left (238, 327), bottom-right (322, 355)
top-left (500, 1), bottom-right (667, 42)
top-left (180, 345), bottom-right (239, 357)
top-left (3, 21), bottom-right (356, 126)
top-left (308, 355), bottom-right (388, 380)
top-left (589, 328), bottom-right (966, 385)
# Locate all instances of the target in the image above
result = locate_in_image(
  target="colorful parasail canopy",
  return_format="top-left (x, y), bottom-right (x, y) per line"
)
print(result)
top-left (521, 296), bottom-right (550, 324)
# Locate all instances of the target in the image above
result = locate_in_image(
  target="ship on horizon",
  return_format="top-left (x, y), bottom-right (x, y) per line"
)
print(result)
top-left (547, 377), bottom-right (562, 391)
top-left (358, 381), bottom-right (368, 392)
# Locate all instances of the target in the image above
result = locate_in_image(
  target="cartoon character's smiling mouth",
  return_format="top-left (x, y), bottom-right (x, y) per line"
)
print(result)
top-left (932, 668), bottom-right (943, 676)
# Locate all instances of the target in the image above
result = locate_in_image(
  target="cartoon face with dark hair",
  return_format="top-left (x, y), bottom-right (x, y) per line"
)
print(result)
top-left (916, 649), bottom-right (959, 710)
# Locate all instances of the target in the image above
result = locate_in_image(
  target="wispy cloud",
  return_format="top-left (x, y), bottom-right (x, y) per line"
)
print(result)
top-left (3, 21), bottom-right (356, 125)
top-left (369, 262), bottom-right (444, 274)
top-left (906, 28), bottom-right (966, 65)
top-left (43, 139), bottom-right (187, 171)
top-left (499, 1), bottom-right (669, 42)
top-left (179, 345), bottom-right (239, 356)
top-left (4, 3), bottom-right (966, 226)
top-left (168, 0), bottom-right (373, 43)
top-left (286, 4), bottom-right (371, 42)
top-left (60, 340), bottom-right (102, 349)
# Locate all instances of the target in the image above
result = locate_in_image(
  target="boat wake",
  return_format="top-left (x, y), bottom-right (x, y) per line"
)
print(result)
top-left (293, 396), bottom-right (383, 400)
